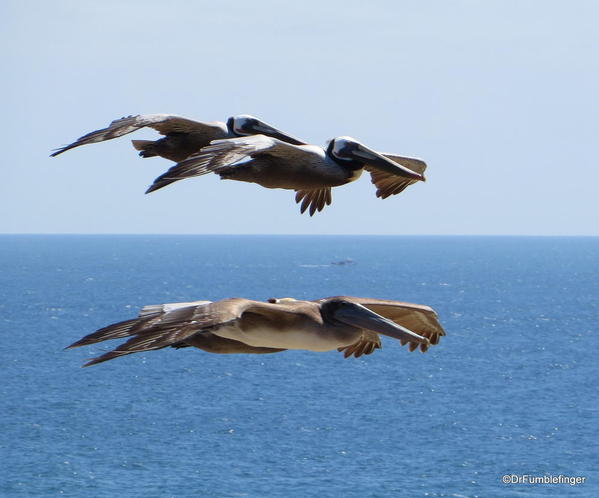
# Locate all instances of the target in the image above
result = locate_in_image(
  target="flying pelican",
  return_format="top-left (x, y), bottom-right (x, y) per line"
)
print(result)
top-left (145, 134), bottom-right (427, 215)
top-left (50, 114), bottom-right (304, 189)
top-left (66, 296), bottom-right (445, 367)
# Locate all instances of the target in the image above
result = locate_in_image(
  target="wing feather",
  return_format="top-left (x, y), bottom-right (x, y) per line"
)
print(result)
top-left (67, 298), bottom-right (255, 366)
top-left (146, 134), bottom-right (317, 193)
top-left (337, 330), bottom-right (382, 359)
top-left (323, 296), bottom-right (445, 353)
top-left (51, 114), bottom-right (226, 157)
top-left (365, 154), bottom-right (427, 199)
top-left (294, 187), bottom-right (332, 216)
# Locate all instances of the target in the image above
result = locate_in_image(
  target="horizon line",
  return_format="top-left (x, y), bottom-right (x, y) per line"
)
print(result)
top-left (1, 233), bottom-right (598, 238)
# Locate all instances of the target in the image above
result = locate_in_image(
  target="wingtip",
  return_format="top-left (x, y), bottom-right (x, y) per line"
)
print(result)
top-left (146, 178), bottom-right (177, 193)
top-left (145, 182), bottom-right (164, 194)
top-left (81, 355), bottom-right (106, 367)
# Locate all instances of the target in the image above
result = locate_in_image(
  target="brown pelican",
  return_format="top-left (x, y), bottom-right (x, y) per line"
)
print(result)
top-left (50, 113), bottom-right (304, 190)
top-left (145, 135), bottom-right (427, 215)
top-left (66, 296), bottom-right (445, 367)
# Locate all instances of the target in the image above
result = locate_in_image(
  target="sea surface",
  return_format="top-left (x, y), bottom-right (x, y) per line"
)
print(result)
top-left (1, 235), bottom-right (597, 497)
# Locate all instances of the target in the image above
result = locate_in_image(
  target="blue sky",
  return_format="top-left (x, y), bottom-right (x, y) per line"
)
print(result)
top-left (3, 0), bottom-right (598, 235)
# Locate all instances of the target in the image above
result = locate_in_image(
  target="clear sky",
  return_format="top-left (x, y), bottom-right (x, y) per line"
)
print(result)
top-left (3, 0), bottom-right (598, 235)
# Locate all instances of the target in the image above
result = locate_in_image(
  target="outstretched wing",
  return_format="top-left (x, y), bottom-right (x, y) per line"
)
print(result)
top-left (294, 188), bottom-right (332, 216)
top-left (66, 298), bottom-right (271, 366)
top-left (51, 114), bottom-right (227, 157)
top-left (146, 134), bottom-right (316, 193)
top-left (365, 154), bottom-right (427, 199)
top-left (320, 296), bottom-right (445, 352)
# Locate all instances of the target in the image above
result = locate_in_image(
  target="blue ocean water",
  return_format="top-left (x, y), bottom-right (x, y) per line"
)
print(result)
top-left (0, 235), bottom-right (597, 497)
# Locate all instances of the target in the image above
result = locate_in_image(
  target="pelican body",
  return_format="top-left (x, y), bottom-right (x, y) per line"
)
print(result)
top-left (67, 296), bottom-right (445, 367)
top-left (147, 135), bottom-right (428, 215)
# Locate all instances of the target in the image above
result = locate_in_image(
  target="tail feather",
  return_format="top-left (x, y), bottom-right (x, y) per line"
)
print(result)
top-left (131, 139), bottom-right (157, 158)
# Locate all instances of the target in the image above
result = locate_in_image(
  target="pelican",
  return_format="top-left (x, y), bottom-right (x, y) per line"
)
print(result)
top-left (66, 296), bottom-right (445, 367)
top-left (50, 114), bottom-right (304, 189)
top-left (145, 134), bottom-right (427, 215)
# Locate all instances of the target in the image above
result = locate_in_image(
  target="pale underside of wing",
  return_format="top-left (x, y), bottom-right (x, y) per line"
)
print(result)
top-left (365, 154), bottom-right (427, 199)
top-left (51, 114), bottom-right (226, 156)
top-left (319, 296), bottom-right (445, 352)
top-left (294, 188), bottom-right (332, 216)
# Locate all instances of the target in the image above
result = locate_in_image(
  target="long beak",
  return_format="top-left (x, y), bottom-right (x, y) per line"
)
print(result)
top-left (244, 119), bottom-right (306, 146)
top-left (352, 144), bottom-right (425, 181)
top-left (332, 302), bottom-right (429, 345)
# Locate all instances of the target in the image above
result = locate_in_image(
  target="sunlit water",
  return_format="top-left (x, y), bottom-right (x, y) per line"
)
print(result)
top-left (1, 235), bottom-right (597, 497)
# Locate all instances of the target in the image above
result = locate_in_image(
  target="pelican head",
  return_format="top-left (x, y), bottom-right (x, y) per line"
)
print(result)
top-left (267, 297), bottom-right (298, 304)
top-left (328, 137), bottom-right (425, 181)
top-left (322, 298), bottom-right (430, 345)
top-left (227, 115), bottom-right (305, 145)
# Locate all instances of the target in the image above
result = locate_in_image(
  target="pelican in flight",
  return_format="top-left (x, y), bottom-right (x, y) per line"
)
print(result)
top-left (145, 135), bottom-right (427, 215)
top-left (67, 296), bottom-right (445, 367)
top-left (50, 113), bottom-right (304, 189)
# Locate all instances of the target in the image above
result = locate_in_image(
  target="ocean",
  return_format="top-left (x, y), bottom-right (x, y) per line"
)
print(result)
top-left (0, 235), bottom-right (597, 497)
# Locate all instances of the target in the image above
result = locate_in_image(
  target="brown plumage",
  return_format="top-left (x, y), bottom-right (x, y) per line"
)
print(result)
top-left (152, 135), bottom-right (427, 215)
top-left (50, 113), bottom-right (306, 193)
top-left (66, 296), bottom-right (445, 367)
top-left (50, 114), bottom-right (231, 161)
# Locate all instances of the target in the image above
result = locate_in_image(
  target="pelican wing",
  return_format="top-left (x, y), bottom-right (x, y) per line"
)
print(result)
top-left (146, 134), bottom-right (315, 193)
top-left (337, 330), bottom-right (382, 358)
top-left (294, 188), bottom-right (332, 216)
top-left (51, 114), bottom-right (226, 157)
top-left (66, 298), bottom-right (287, 366)
top-left (321, 296), bottom-right (445, 352)
top-left (365, 154), bottom-right (427, 199)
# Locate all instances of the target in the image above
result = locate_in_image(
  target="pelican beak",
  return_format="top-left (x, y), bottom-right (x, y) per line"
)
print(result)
top-left (333, 301), bottom-right (429, 345)
top-left (237, 117), bottom-right (306, 146)
top-left (352, 144), bottom-right (425, 181)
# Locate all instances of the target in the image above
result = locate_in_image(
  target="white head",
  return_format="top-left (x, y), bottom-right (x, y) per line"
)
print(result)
top-left (326, 137), bottom-right (425, 181)
top-left (267, 297), bottom-right (298, 304)
top-left (227, 115), bottom-right (305, 145)
top-left (330, 136), bottom-right (362, 160)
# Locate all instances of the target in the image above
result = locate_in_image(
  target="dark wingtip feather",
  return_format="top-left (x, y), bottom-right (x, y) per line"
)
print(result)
top-left (145, 179), bottom-right (175, 194)
top-left (82, 355), bottom-right (112, 367)
top-left (50, 146), bottom-right (73, 157)
top-left (145, 183), bottom-right (160, 194)
top-left (65, 338), bottom-right (92, 349)
top-left (81, 354), bottom-right (119, 367)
